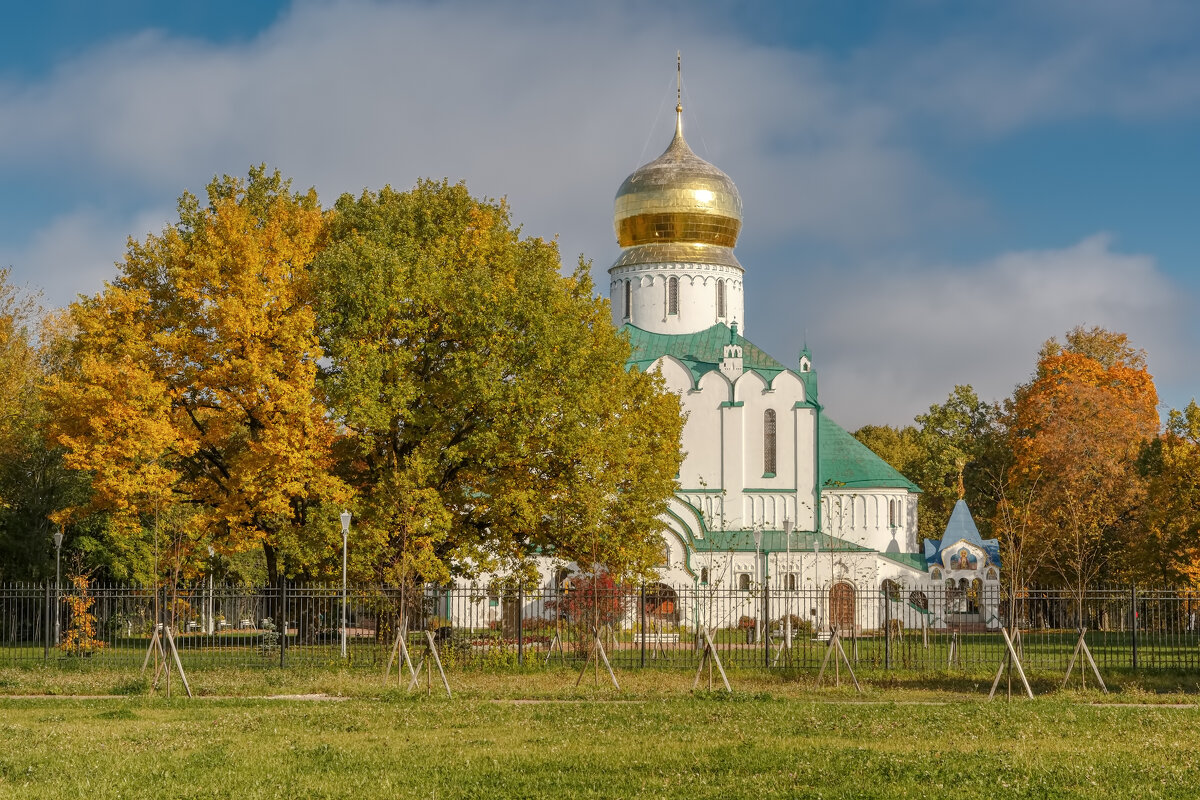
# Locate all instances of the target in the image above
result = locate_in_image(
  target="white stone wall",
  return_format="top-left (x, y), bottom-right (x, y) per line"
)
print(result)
top-left (609, 262), bottom-right (745, 334)
top-left (653, 357), bottom-right (816, 532)
top-left (821, 489), bottom-right (913, 554)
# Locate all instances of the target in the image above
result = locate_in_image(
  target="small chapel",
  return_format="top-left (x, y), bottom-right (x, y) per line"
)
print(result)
top-left (603, 86), bottom-right (1002, 632)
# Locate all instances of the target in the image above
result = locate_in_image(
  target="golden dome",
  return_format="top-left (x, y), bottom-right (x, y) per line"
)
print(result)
top-left (613, 108), bottom-right (742, 264)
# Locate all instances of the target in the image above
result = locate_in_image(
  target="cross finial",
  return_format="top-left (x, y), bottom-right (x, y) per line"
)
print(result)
top-left (675, 51), bottom-right (684, 138)
top-left (676, 51), bottom-right (682, 113)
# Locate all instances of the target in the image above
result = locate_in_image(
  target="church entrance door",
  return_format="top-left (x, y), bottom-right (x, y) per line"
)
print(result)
top-left (830, 582), bottom-right (855, 634)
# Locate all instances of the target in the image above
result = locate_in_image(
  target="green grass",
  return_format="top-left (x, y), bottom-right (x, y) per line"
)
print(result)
top-left (0, 683), bottom-right (1198, 798)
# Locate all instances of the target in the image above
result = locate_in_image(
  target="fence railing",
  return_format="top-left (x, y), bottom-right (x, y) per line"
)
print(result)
top-left (3, 580), bottom-right (1198, 673)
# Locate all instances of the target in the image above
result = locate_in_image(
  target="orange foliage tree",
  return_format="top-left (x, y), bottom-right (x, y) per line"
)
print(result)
top-left (1009, 327), bottom-right (1159, 611)
top-left (61, 573), bottom-right (105, 656)
top-left (47, 167), bottom-right (349, 585)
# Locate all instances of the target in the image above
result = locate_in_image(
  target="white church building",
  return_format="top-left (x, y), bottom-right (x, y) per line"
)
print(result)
top-left (600, 98), bottom-right (1001, 632)
top-left (450, 96), bottom-right (1002, 635)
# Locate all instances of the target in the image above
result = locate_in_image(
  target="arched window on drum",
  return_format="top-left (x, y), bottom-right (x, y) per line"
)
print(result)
top-left (763, 409), bottom-right (777, 476)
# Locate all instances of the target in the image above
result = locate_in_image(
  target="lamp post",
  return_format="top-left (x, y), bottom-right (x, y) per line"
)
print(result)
top-left (340, 510), bottom-right (352, 659)
top-left (813, 535), bottom-right (821, 633)
top-left (206, 546), bottom-right (215, 635)
top-left (752, 528), bottom-right (763, 644)
top-left (52, 529), bottom-right (63, 646)
top-left (782, 516), bottom-right (793, 647)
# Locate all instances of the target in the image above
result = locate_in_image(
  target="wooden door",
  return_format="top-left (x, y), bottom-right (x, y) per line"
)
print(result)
top-left (830, 582), bottom-right (855, 633)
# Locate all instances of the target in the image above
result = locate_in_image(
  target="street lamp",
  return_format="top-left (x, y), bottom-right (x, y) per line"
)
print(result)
top-left (206, 546), bottom-right (215, 635)
top-left (52, 529), bottom-right (63, 646)
top-left (782, 517), bottom-right (793, 647)
top-left (340, 510), bottom-right (352, 659)
top-left (813, 535), bottom-right (822, 633)
top-left (752, 528), bottom-right (762, 643)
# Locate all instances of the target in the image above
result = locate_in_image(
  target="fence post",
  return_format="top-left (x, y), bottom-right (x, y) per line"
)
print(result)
top-left (884, 590), bottom-right (892, 670)
top-left (763, 577), bottom-right (770, 669)
top-left (1131, 582), bottom-right (1138, 671)
top-left (44, 581), bottom-right (50, 661)
top-left (279, 579), bottom-right (287, 669)
top-left (517, 582), bottom-right (524, 667)
top-left (639, 580), bottom-right (646, 669)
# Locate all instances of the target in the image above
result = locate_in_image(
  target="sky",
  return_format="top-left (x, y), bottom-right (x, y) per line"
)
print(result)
top-left (1, 0), bottom-right (1197, 429)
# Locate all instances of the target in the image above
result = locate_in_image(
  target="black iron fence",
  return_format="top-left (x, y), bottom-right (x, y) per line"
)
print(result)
top-left (3, 580), bottom-right (1199, 674)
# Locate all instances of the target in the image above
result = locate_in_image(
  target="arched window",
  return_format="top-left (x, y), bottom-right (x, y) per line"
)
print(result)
top-left (763, 409), bottom-right (777, 476)
top-left (888, 499), bottom-right (899, 528)
top-left (700, 567), bottom-right (709, 585)
top-left (881, 579), bottom-right (900, 602)
top-left (623, 279), bottom-right (632, 320)
top-left (909, 590), bottom-right (928, 612)
top-left (716, 279), bottom-right (726, 318)
top-left (967, 578), bottom-right (982, 614)
top-left (785, 573), bottom-right (797, 591)
top-left (667, 276), bottom-right (679, 315)
top-left (658, 542), bottom-right (670, 567)
top-left (738, 573), bottom-right (751, 592)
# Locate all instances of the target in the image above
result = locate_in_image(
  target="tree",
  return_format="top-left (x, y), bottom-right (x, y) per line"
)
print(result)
top-left (855, 386), bottom-right (1002, 544)
top-left (910, 386), bottom-right (1000, 541)
top-left (47, 167), bottom-right (348, 585)
top-left (1009, 327), bottom-right (1159, 610)
top-left (852, 424), bottom-right (921, 478)
top-left (0, 283), bottom-right (95, 582)
top-left (313, 181), bottom-right (683, 585)
top-left (1136, 401), bottom-right (1200, 586)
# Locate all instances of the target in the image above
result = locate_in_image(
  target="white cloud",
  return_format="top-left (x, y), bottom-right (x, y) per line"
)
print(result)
top-left (777, 234), bottom-right (1191, 429)
top-left (0, 0), bottom-right (1196, 425)
top-left (0, 206), bottom-right (173, 310)
top-left (0, 0), bottom-right (966, 296)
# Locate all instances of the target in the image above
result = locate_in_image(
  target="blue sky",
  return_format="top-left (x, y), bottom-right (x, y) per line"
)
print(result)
top-left (1, 0), bottom-right (1197, 427)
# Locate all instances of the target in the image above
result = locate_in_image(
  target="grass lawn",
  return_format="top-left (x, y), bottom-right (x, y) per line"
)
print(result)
top-left (1, 667), bottom-right (1199, 798)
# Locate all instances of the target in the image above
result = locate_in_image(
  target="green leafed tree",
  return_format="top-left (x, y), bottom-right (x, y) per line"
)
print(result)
top-left (313, 181), bottom-right (683, 585)
top-left (855, 386), bottom-right (1002, 543)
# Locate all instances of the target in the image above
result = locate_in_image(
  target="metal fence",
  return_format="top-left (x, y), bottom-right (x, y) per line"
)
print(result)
top-left (3, 580), bottom-right (1199, 674)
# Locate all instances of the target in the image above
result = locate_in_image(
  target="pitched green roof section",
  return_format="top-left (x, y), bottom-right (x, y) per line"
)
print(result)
top-left (819, 415), bottom-right (921, 492)
top-left (700, 528), bottom-right (870, 554)
top-left (622, 323), bottom-right (788, 385)
top-left (880, 552), bottom-right (927, 572)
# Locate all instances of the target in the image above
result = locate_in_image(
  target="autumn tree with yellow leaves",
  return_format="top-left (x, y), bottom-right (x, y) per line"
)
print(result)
top-left (47, 167), bottom-right (348, 585)
top-left (1136, 401), bottom-right (1200, 586)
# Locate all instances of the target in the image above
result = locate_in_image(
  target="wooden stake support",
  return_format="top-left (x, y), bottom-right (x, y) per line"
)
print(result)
top-left (947, 630), bottom-right (960, 668)
top-left (1061, 627), bottom-right (1108, 694)
top-left (815, 625), bottom-right (862, 693)
top-left (383, 625), bottom-right (416, 687)
top-left (140, 625), bottom-right (192, 699)
top-left (693, 627), bottom-right (732, 693)
top-left (988, 626), bottom-right (1034, 701)
top-left (771, 621), bottom-right (794, 668)
top-left (543, 618), bottom-right (567, 666)
top-left (384, 628), bottom-right (451, 698)
top-left (575, 627), bottom-right (620, 690)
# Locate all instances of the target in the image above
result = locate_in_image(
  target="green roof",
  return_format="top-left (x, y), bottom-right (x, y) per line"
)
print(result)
top-left (879, 551), bottom-right (927, 572)
top-left (819, 415), bottom-right (921, 492)
top-left (622, 323), bottom-right (916, 493)
top-left (623, 323), bottom-right (788, 385)
top-left (700, 528), bottom-right (870, 554)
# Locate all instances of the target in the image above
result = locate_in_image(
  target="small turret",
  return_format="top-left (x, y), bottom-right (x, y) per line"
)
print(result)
top-left (720, 321), bottom-right (743, 379)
